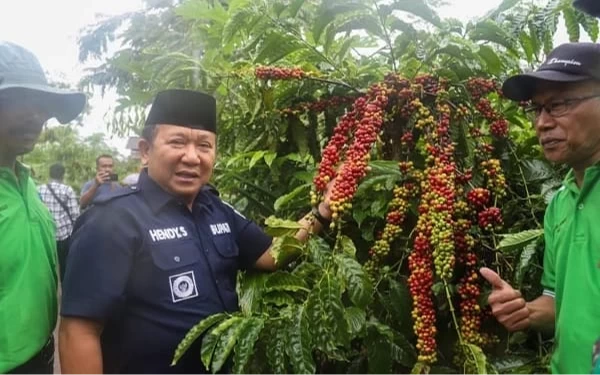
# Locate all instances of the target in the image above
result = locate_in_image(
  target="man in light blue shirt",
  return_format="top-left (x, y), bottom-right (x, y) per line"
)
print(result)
top-left (80, 154), bottom-right (120, 208)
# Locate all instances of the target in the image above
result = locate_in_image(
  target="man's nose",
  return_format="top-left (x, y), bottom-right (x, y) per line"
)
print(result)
top-left (181, 144), bottom-right (201, 164)
top-left (534, 109), bottom-right (555, 132)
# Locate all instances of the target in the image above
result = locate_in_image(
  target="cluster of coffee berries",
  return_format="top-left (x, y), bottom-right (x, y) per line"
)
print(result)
top-left (465, 77), bottom-right (498, 100)
top-left (466, 188), bottom-right (490, 210)
top-left (414, 74), bottom-right (446, 95)
top-left (255, 66), bottom-right (306, 80)
top-left (364, 180), bottom-right (418, 276)
top-left (490, 118), bottom-right (508, 138)
top-left (409, 233), bottom-right (437, 363)
top-left (426, 164), bottom-right (457, 281)
top-left (477, 206), bottom-right (503, 231)
top-left (480, 159), bottom-right (506, 197)
top-left (280, 96), bottom-right (355, 116)
top-left (312, 97), bottom-right (366, 194)
top-left (328, 85), bottom-right (389, 225)
top-left (408, 98), bottom-right (435, 129)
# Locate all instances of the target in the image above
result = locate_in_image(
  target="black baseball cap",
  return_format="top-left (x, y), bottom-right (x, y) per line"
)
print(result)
top-left (0, 41), bottom-right (86, 123)
top-left (145, 89), bottom-right (217, 134)
top-left (502, 42), bottom-right (600, 101)
top-left (573, 0), bottom-right (600, 17)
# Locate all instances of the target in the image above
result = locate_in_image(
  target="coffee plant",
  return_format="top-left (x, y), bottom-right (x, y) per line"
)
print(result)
top-left (171, 68), bottom-right (558, 374)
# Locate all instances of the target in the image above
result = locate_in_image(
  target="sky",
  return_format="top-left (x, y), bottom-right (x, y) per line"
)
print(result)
top-left (0, 0), bottom-right (575, 154)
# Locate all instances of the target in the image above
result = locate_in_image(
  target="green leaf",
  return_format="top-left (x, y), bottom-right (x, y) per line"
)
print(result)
top-left (286, 305), bottom-right (316, 374)
top-left (306, 272), bottom-right (349, 356)
top-left (307, 236), bottom-right (333, 267)
top-left (336, 14), bottom-right (383, 38)
top-left (263, 152), bottom-right (277, 168)
top-left (484, 0), bottom-right (521, 20)
top-left (273, 183), bottom-right (311, 211)
top-left (339, 235), bottom-right (357, 257)
top-left (392, 333), bottom-right (417, 368)
top-left (211, 316), bottom-right (246, 373)
top-left (541, 179), bottom-right (562, 204)
top-left (489, 353), bottom-right (536, 373)
top-left (222, 8), bottom-right (253, 45)
top-left (312, 1), bottom-right (366, 43)
top-left (171, 313), bottom-right (228, 366)
top-left (367, 332), bottom-right (393, 373)
top-left (237, 272), bottom-right (268, 315)
top-left (269, 236), bottom-right (303, 266)
top-left (469, 20), bottom-right (518, 54)
top-left (248, 150), bottom-right (266, 169)
top-left (411, 361), bottom-right (431, 374)
top-left (335, 253), bottom-right (373, 308)
top-left (232, 317), bottom-right (265, 373)
top-left (254, 33), bottom-right (302, 64)
top-left (477, 45), bottom-right (502, 74)
top-left (265, 271), bottom-right (310, 293)
top-left (266, 321), bottom-right (288, 373)
top-left (515, 242), bottom-right (538, 286)
top-left (562, 6), bottom-right (580, 42)
top-left (497, 229), bottom-right (544, 253)
top-left (389, 0), bottom-right (441, 27)
top-left (579, 12), bottom-right (599, 41)
top-left (521, 159), bottom-right (555, 182)
top-left (264, 216), bottom-right (304, 236)
top-left (201, 316), bottom-right (240, 371)
top-left (345, 306), bottom-right (367, 337)
top-left (263, 291), bottom-right (296, 306)
top-left (463, 343), bottom-right (487, 374)
top-left (287, 0), bottom-right (307, 18)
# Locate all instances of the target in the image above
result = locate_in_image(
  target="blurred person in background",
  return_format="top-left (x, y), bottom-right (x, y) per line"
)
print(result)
top-left (80, 154), bottom-right (120, 208)
top-left (39, 163), bottom-right (80, 281)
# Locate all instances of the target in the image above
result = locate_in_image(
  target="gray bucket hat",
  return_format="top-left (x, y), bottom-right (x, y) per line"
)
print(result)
top-left (0, 41), bottom-right (86, 123)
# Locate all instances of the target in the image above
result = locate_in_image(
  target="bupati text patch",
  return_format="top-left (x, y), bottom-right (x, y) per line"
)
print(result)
top-left (210, 222), bottom-right (231, 235)
top-left (148, 226), bottom-right (188, 242)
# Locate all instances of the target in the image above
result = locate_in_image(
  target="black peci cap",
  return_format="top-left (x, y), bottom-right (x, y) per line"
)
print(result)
top-left (573, 0), bottom-right (600, 17)
top-left (502, 42), bottom-right (600, 101)
top-left (144, 89), bottom-right (217, 133)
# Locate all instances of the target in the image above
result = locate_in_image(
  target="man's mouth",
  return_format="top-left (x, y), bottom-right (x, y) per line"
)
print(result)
top-left (540, 138), bottom-right (564, 148)
top-left (175, 171), bottom-right (200, 180)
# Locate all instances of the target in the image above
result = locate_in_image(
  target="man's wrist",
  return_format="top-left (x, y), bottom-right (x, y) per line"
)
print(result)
top-left (312, 206), bottom-right (331, 228)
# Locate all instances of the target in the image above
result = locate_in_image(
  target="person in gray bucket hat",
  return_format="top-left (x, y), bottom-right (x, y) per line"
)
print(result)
top-left (0, 41), bottom-right (85, 374)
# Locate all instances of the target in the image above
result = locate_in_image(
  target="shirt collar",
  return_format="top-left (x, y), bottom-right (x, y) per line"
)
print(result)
top-left (563, 161), bottom-right (600, 194)
top-left (138, 170), bottom-right (214, 213)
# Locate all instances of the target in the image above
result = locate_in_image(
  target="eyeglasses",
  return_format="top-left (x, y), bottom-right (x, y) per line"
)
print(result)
top-left (524, 94), bottom-right (600, 118)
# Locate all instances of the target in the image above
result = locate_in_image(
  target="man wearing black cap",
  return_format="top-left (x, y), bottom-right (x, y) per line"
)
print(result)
top-left (0, 41), bottom-right (86, 373)
top-left (58, 89), bottom-right (333, 373)
top-left (479, 42), bottom-right (600, 374)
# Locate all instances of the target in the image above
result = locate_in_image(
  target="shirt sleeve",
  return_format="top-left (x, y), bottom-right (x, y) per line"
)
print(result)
top-left (81, 180), bottom-right (92, 196)
top-left (223, 203), bottom-right (272, 269)
top-left (67, 186), bottom-right (81, 220)
top-left (541, 204), bottom-right (556, 298)
top-left (61, 204), bottom-right (138, 320)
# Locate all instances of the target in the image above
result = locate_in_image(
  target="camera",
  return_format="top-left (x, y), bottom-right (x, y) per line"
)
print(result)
top-left (109, 173), bottom-right (119, 182)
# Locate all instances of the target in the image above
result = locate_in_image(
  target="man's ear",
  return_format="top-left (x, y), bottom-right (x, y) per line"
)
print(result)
top-left (138, 138), bottom-right (151, 165)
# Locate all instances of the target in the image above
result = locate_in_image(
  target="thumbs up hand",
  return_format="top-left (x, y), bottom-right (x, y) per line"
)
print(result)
top-left (480, 267), bottom-right (530, 332)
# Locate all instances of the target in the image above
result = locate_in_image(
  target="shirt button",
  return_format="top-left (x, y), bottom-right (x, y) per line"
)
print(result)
top-left (174, 256), bottom-right (181, 262)
top-left (578, 203), bottom-right (584, 210)
top-left (215, 279), bottom-right (219, 284)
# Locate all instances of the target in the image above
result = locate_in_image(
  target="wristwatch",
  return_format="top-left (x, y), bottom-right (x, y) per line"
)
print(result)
top-left (312, 206), bottom-right (331, 228)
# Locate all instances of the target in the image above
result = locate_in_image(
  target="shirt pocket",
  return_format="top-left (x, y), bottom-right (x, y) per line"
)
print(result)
top-left (149, 240), bottom-right (202, 271)
top-left (149, 240), bottom-right (204, 304)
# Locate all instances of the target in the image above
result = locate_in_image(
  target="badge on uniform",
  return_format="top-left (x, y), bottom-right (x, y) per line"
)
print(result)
top-left (169, 271), bottom-right (199, 303)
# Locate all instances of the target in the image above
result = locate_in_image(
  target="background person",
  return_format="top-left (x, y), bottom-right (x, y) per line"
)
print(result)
top-left (79, 154), bottom-right (119, 208)
top-left (38, 162), bottom-right (80, 281)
